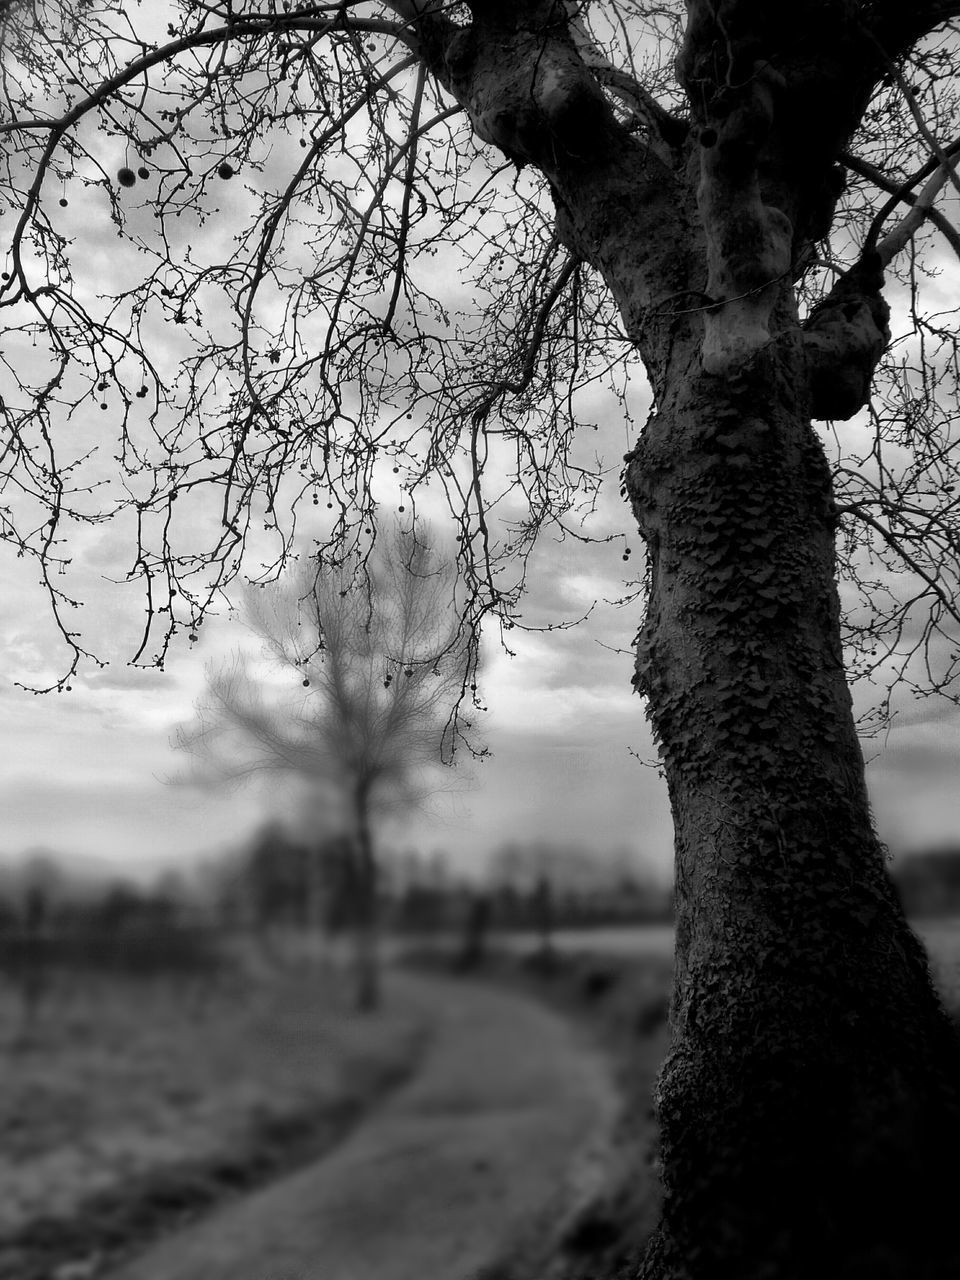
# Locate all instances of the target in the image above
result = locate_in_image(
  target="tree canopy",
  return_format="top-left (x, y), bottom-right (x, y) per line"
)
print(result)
top-left (1, 0), bottom-right (955, 721)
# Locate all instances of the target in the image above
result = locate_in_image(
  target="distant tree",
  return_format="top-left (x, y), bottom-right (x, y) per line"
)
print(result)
top-left (242, 820), bottom-right (316, 932)
top-left (179, 522), bottom-right (472, 1008)
top-left (12, 868), bottom-right (55, 1042)
top-left (95, 881), bottom-right (144, 933)
top-left (530, 873), bottom-right (556, 971)
top-left (455, 890), bottom-right (491, 971)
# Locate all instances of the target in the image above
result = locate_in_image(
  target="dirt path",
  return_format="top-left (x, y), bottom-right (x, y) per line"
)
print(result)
top-left (103, 969), bottom-right (619, 1280)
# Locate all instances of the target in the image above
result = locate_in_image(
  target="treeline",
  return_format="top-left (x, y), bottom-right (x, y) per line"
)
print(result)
top-left (213, 826), bottom-right (674, 936)
top-left (0, 867), bottom-right (222, 975)
top-left (392, 875), bottom-right (673, 935)
top-left (0, 829), bottom-right (673, 962)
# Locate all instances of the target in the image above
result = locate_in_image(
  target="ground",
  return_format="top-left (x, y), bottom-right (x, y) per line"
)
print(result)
top-left (0, 942), bottom-right (428, 1279)
top-left (1, 920), bottom-right (958, 1280)
top-left (100, 968), bottom-right (619, 1280)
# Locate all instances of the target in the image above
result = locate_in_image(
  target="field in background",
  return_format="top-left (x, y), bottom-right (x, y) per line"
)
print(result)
top-left (0, 944), bottom-right (429, 1278)
top-left (2, 915), bottom-right (960, 1280)
top-left (490, 917), bottom-right (960, 1010)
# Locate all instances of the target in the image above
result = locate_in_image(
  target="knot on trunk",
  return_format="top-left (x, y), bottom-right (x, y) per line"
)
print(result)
top-left (801, 253), bottom-right (890, 420)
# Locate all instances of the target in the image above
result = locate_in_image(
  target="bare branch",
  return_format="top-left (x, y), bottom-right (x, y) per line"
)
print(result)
top-left (876, 156), bottom-right (960, 266)
top-left (847, 145), bottom-right (960, 263)
top-left (563, 2), bottom-right (687, 155)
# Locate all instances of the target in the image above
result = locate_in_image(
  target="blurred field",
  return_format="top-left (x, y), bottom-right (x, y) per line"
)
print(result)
top-left (2, 914), bottom-right (959, 1280)
top-left (0, 940), bottom-right (429, 1278)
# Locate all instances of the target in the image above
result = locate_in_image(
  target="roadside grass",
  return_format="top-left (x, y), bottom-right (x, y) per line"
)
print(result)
top-left (0, 942), bottom-right (430, 1280)
top-left (917, 916), bottom-right (960, 1009)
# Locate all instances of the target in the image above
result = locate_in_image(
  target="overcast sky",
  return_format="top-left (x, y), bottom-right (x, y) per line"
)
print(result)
top-left (2, 384), bottom-right (959, 888)
top-left (2, 36), bottom-right (959, 890)
top-left (0, 378), bottom-right (682, 884)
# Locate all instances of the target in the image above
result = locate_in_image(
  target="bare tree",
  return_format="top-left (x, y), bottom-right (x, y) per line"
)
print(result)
top-left (180, 522), bottom-right (472, 1008)
top-left (4, 1), bottom-right (960, 1271)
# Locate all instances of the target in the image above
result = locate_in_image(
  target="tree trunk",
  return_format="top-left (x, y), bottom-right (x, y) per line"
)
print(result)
top-left (627, 343), bottom-right (960, 1279)
top-left (398, 4), bottom-right (960, 1268)
top-left (351, 792), bottom-right (380, 1013)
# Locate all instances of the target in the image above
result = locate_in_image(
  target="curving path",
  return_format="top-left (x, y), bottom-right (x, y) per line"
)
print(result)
top-left (105, 969), bottom-right (619, 1280)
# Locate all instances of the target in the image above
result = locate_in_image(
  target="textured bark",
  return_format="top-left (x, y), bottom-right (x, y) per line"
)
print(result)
top-left (395, 0), bottom-right (960, 1273)
top-left (625, 341), bottom-right (960, 1278)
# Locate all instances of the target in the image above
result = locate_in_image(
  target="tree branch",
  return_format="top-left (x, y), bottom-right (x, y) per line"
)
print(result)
top-left (839, 503), bottom-right (960, 633)
top-left (562, 3), bottom-right (687, 155)
top-left (801, 254), bottom-right (891, 421)
top-left (876, 157), bottom-right (960, 266)
top-left (381, 0), bottom-right (458, 82)
top-left (864, 2), bottom-right (960, 64)
top-left (383, 62), bottom-right (427, 333)
top-left (867, 39), bottom-right (960, 204)
top-left (845, 147), bottom-right (960, 265)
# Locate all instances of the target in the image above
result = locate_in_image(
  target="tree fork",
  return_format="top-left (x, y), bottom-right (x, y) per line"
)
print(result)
top-left (626, 355), bottom-right (960, 1278)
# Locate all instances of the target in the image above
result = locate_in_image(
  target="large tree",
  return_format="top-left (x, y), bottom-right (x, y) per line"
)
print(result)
top-left (3, 1), bottom-right (960, 1274)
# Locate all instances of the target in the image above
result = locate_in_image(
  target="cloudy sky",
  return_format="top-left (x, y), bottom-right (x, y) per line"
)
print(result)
top-left (3, 374), bottom-right (959, 889)
top-left (0, 379), bottom-right (682, 884)
top-left (1, 22), bottom-right (959, 890)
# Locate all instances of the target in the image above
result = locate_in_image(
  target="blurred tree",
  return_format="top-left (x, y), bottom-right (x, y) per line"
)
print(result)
top-left (179, 522), bottom-right (471, 1008)
top-left (4, 1), bottom-right (960, 1271)
top-left (14, 864), bottom-right (55, 1042)
top-left (528, 872), bottom-right (556, 973)
top-left (243, 820), bottom-right (316, 931)
top-left (95, 881), bottom-right (144, 933)
top-left (454, 890), bottom-right (491, 971)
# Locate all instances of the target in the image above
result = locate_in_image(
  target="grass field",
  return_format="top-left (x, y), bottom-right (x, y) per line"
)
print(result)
top-left (0, 943), bottom-right (430, 1278)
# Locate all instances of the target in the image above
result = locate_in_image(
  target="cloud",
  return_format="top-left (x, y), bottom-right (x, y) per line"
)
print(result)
top-left (0, 770), bottom-right (267, 869)
top-left (81, 665), bottom-right (186, 694)
top-left (411, 711), bottom-right (674, 879)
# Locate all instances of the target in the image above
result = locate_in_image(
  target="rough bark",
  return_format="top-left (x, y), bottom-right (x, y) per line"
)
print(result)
top-left (395, 0), bottom-right (960, 1273)
top-left (626, 343), bottom-right (960, 1278)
